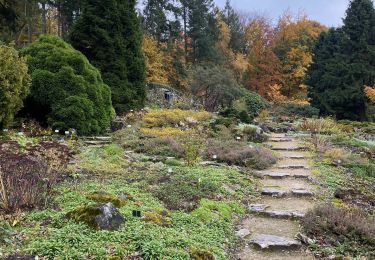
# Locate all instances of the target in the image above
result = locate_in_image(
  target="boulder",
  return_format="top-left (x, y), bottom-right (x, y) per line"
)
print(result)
top-left (67, 202), bottom-right (124, 230)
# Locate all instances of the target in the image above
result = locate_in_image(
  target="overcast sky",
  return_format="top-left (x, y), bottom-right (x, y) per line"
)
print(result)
top-left (215, 0), bottom-right (352, 27)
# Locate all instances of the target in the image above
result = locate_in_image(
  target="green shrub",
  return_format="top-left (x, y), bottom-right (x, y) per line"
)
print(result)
top-left (241, 91), bottom-right (270, 120)
top-left (0, 43), bottom-right (31, 129)
top-left (276, 104), bottom-right (319, 118)
top-left (20, 35), bottom-right (114, 135)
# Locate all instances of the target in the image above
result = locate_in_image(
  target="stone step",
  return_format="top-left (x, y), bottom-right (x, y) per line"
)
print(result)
top-left (261, 188), bottom-right (288, 197)
top-left (261, 177), bottom-right (314, 191)
top-left (261, 188), bottom-right (314, 198)
top-left (250, 197), bottom-right (315, 219)
top-left (84, 140), bottom-right (111, 146)
top-left (250, 234), bottom-right (302, 250)
top-left (268, 138), bottom-right (294, 142)
top-left (255, 171), bottom-right (311, 179)
top-left (84, 136), bottom-right (112, 141)
top-left (271, 147), bottom-right (303, 151)
top-left (277, 165), bottom-right (309, 170)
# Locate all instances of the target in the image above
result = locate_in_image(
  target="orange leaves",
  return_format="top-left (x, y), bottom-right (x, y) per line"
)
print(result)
top-left (364, 86), bottom-right (375, 103)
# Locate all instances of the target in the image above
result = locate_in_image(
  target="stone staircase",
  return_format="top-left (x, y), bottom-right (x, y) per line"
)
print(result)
top-left (238, 133), bottom-right (316, 260)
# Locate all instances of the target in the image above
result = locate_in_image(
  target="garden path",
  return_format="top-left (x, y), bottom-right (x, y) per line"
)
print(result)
top-left (238, 133), bottom-right (317, 260)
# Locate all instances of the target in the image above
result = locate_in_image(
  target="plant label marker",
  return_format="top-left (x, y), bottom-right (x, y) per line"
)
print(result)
top-left (55, 129), bottom-right (59, 133)
top-left (65, 131), bottom-right (70, 135)
top-left (213, 155), bottom-right (217, 159)
top-left (132, 210), bottom-right (141, 217)
top-left (236, 136), bottom-right (241, 140)
top-left (168, 168), bottom-right (173, 173)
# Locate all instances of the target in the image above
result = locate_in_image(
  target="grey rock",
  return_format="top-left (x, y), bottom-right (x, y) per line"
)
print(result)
top-left (262, 210), bottom-right (305, 219)
top-left (277, 165), bottom-right (308, 170)
top-left (297, 233), bottom-right (315, 245)
top-left (111, 119), bottom-right (125, 132)
top-left (261, 188), bottom-right (287, 197)
top-left (250, 234), bottom-right (301, 249)
top-left (95, 203), bottom-right (125, 230)
top-left (236, 228), bottom-right (251, 238)
top-left (261, 172), bottom-right (291, 179)
top-left (248, 204), bottom-right (269, 212)
top-left (291, 189), bottom-right (314, 197)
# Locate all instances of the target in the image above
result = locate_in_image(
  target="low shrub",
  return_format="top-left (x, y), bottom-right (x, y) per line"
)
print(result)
top-left (299, 117), bottom-right (340, 134)
top-left (203, 140), bottom-right (276, 169)
top-left (184, 139), bottom-right (201, 166)
top-left (143, 109), bottom-right (211, 127)
top-left (241, 126), bottom-right (268, 143)
top-left (0, 153), bottom-right (55, 212)
top-left (140, 127), bottom-right (193, 137)
top-left (136, 137), bottom-right (185, 158)
top-left (241, 91), bottom-right (270, 120)
top-left (302, 204), bottom-right (375, 258)
top-left (26, 141), bottom-right (71, 172)
top-left (153, 174), bottom-right (219, 211)
top-left (275, 104), bottom-right (319, 118)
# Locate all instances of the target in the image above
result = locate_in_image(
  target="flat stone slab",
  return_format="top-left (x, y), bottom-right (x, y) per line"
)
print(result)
top-left (261, 188), bottom-right (287, 197)
top-left (256, 172), bottom-right (291, 179)
top-left (249, 204), bottom-right (270, 212)
top-left (291, 189), bottom-right (314, 197)
top-left (250, 234), bottom-right (301, 250)
top-left (271, 147), bottom-right (303, 151)
top-left (277, 165), bottom-right (309, 170)
top-left (268, 138), bottom-right (294, 142)
top-left (261, 210), bottom-right (306, 219)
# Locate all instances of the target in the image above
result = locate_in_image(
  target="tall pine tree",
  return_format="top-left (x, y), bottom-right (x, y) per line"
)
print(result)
top-left (70, 0), bottom-right (145, 114)
top-left (187, 0), bottom-right (220, 62)
top-left (307, 0), bottom-right (375, 120)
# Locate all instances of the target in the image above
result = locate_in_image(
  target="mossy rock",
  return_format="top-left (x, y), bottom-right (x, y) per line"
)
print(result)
top-left (142, 209), bottom-right (172, 227)
top-left (189, 248), bottom-right (215, 260)
top-left (86, 191), bottom-right (127, 207)
top-left (66, 203), bottom-right (124, 230)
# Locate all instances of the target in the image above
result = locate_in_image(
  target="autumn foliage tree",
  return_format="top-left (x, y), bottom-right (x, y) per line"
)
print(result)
top-left (243, 16), bottom-right (282, 98)
top-left (143, 34), bottom-right (169, 84)
top-left (274, 13), bottom-right (327, 99)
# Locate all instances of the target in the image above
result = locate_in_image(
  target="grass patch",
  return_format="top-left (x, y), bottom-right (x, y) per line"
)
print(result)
top-left (78, 144), bottom-right (127, 174)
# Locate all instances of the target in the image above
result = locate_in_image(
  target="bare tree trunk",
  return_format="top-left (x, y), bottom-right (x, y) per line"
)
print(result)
top-left (183, 5), bottom-right (188, 63)
top-left (41, 1), bottom-right (47, 34)
top-left (26, 0), bottom-right (33, 43)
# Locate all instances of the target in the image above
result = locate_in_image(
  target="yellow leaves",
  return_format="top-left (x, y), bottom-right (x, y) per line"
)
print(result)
top-left (142, 34), bottom-right (168, 84)
top-left (267, 84), bottom-right (287, 104)
top-left (364, 85), bottom-right (375, 103)
top-left (140, 127), bottom-right (191, 137)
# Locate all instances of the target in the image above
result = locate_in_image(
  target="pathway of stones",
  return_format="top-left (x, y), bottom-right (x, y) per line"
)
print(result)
top-left (238, 133), bottom-right (317, 259)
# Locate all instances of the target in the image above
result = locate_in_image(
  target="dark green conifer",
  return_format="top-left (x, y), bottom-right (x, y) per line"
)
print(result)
top-left (307, 0), bottom-right (375, 120)
top-left (70, 0), bottom-right (145, 114)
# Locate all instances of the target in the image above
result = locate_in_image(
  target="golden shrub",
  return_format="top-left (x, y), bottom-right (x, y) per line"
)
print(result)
top-left (140, 127), bottom-right (192, 137)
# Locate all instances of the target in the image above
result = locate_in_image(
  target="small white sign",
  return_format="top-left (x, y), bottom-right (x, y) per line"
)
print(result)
top-left (127, 125), bottom-right (132, 128)
top-left (168, 168), bottom-right (173, 173)
top-left (236, 136), bottom-right (241, 140)
top-left (212, 155), bottom-right (217, 159)
top-left (55, 130), bottom-right (59, 133)
top-left (65, 131), bottom-right (70, 135)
